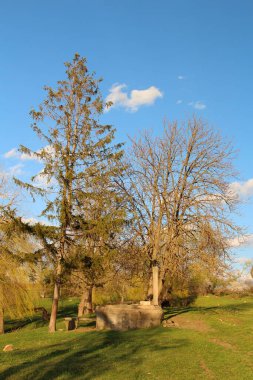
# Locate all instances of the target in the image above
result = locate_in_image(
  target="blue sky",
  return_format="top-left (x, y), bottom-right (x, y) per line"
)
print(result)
top-left (1, 0), bottom-right (253, 265)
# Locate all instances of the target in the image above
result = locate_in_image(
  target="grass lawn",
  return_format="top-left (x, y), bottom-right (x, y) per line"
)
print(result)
top-left (1, 295), bottom-right (253, 379)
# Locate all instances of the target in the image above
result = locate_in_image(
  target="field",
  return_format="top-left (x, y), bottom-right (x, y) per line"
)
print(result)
top-left (1, 295), bottom-right (253, 379)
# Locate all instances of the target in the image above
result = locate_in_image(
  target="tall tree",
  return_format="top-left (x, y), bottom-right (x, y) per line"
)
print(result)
top-left (15, 54), bottom-right (125, 332)
top-left (117, 118), bottom-right (240, 303)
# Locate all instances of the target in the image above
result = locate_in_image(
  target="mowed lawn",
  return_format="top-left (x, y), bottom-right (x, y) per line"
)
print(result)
top-left (1, 295), bottom-right (253, 380)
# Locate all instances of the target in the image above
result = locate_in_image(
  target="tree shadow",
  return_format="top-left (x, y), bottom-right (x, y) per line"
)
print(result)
top-left (3, 299), bottom-right (252, 378)
top-left (163, 299), bottom-right (253, 320)
top-left (0, 328), bottom-right (188, 380)
top-left (4, 303), bottom-right (78, 333)
top-left (4, 316), bottom-right (48, 333)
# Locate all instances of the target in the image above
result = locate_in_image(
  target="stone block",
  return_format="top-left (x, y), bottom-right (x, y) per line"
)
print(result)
top-left (64, 317), bottom-right (76, 331)
top-left (96, 304), bottom-right (163, 331)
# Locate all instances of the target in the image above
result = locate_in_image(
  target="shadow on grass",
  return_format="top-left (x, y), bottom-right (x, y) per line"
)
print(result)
top-left (163, 300), bottom-right (253, 320)
top-left (4, 302), bottom-right (78, 333)
top-left (0, 328), bottom-right (188, 380)
top-left (4, 316), bottom-right (48, 333)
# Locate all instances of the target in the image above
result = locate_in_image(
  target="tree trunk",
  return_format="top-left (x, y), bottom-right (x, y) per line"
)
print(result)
top-left (146, 266), bottom-right (154, 300)
top-left (158, 267), bottom-right (167, 301)
top-left (78, 285), bottom-right (93, 317)
top-left (159, 280), bottom-right (170, 303)
top-left (147, 266), bottom-right (166, 302)
top-left (0, 308), bottom-right (4, 334)
top-left (48, 281), bottom-right (60, 333)
top-left (152, 265), bottom-right (159, 306)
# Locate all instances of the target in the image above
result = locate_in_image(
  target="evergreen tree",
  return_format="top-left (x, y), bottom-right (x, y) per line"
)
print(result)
top-left (15, 54), bottom-right (125, 332)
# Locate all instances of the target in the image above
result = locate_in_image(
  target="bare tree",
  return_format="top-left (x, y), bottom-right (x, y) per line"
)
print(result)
top-left (117, 118), bottom-right (240, 303)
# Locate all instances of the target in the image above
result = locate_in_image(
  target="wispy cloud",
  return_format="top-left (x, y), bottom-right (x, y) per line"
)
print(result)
top-left (4, 147), bottom-right (37, 161)
top-left (188, 101), bottom-right (206, 110)
top-left (0, 164), bottom-right (24, 182)
top-left (10, 164), bottom-right (24, 175)
top-left (177, 75), bottom-right (185, 80)
top-left (21, 217), bottom-right (51, 226)
top-left (33, 170), bottom-right (56, 189)
top-left (0, 165), bottom-right (24, 205)
top-left (4, 148), bottom-right (18, 159)
top-left (229, 234), bottom-right (253, 248)
top-left (4, 145), bottom-right (54, 162)
top-left (229, 179), bottom-right (253, 199)
top-left (176, 100), bottom-right (183, 104)
top-left (106, 83), bottom-right (163, 112)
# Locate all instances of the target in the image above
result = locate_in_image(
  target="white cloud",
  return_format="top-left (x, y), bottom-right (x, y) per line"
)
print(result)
top-left (4, 147), bottom-right (37, 161)
top-left (0, 166), bottom-right (23, 205)
top-left (106, 83), bottom-right (163, 112)
top-left (0, 164), bottom-right (23, 181)
top-left (188, 101), bottom-right (206, 110)
top-left (177, 75), bottom-right (185, 80)
top-left (4, 148), bottom-right (19, 159)
top-left (8, 164), bottom-right (24, 176)
top-left (40, 145), bottom-right (55, 158)
top-left (229, 179), bottom-right (253, 199)
top-left (21, 217), bottom-right (51, 226)
top-left (176, 100), bottom-right (183, 104)
top-left (4, 145), bottom-right (54, 162)
top-left (20, 151), bottom-right (38, 160)
top-left (33, 170), bottom-right (56, 189)
top-left (229, 234), bottom-right (253, 248)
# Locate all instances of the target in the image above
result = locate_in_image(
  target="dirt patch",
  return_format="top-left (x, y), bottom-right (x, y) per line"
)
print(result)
top-left (209, 338), bottom-right (235, 350)
top-left (168, 315), bottom-right (211, 333)
top-left (199, 359), bottom-right (215, 379)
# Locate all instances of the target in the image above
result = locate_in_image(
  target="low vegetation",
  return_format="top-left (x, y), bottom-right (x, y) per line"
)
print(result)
top-left (1, 295), bottom-right (253, 379)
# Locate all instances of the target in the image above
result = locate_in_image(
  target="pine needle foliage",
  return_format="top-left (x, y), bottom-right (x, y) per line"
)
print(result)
top-left (14, 54), bottom-right (126, 331)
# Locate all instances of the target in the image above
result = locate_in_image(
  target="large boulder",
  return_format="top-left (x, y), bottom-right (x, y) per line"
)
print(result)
top-left (96, 304), bottom-right (163, 331)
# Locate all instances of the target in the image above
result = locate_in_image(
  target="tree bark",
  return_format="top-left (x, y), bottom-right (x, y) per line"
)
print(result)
top-left (48, 280), bottom-right (60, 333)
top-left (0, 308), bottom-right (4, 334)
top-left (146, 270), bottom-right (153, 300)
top-left (78, 285), bottom-right (93, 317)
top-left (152, 265), bottom-right (159, 305)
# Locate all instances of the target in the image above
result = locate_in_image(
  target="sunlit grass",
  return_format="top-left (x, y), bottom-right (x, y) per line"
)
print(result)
top-left (1, 295), bottom-right (253, 379)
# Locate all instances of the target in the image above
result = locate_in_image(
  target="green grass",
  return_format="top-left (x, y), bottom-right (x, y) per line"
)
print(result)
top-left (1, 295), bottom-right (253, 379)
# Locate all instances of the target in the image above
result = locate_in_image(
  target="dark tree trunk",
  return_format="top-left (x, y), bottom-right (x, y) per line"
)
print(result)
top-left (78, 285), bottom-right (93, 317)
top-left (159, 280), bottom-right (169, 303)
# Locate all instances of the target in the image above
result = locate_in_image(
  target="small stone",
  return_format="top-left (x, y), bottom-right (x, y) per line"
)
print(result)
top-left (162, 319), bottom-right (179, 328)
top-left (3, 344), bottom-right (14, 352)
